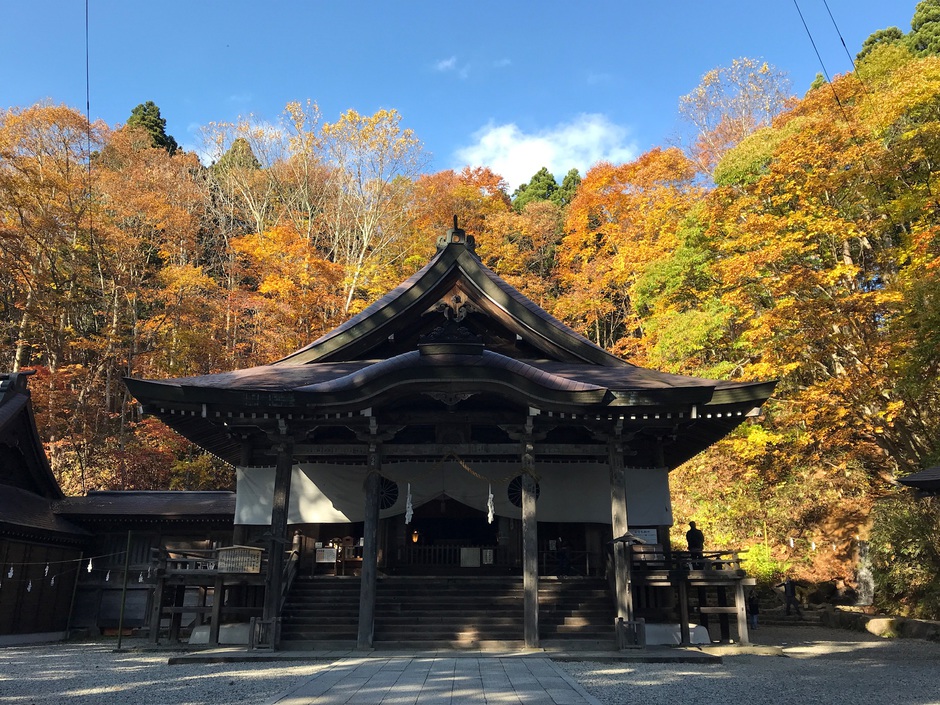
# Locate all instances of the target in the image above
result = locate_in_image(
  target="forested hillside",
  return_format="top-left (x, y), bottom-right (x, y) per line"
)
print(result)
top-left (2, 10), bottom-right (938, 613)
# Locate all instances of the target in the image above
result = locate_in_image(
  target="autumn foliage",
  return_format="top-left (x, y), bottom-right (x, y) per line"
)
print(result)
top-left (2, 42), bottom-right (940, 600)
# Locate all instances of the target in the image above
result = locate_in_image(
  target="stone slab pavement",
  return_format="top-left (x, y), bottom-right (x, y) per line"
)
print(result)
top-left (264, 655), bottom-right (604, 705)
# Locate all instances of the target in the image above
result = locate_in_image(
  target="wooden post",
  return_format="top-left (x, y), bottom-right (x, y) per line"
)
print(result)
top-left (718, 586), bottom-right (730, 642)
top-left (521, 424), bottom-right (539, 649)
top-left (148, 553), bottom-right (166, 644)
top-left (735, 580), bottom-right (750, 645)
top-left (209, 575), bottom-right (224, 646)
top-left (678, 577), bottom-right (690, 645)
top-left (357, 435), bottom-right (382, 649)
top-left (608, 437), bottom-right (634, 627)
top-left (264, 438), bottom-right (294, 641)
top-left (169, 585), bottom-right (184, 642)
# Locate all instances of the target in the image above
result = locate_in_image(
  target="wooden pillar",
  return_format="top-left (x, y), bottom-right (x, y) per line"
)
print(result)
top-left (358, 434), bottom-right (382, 649)
top-left (209, 575), bottom-right (224, 646)
top-left (169, 585), bottom-right (184, 642)
top-left (678, 578), bottom-right (691, 645)
top-left (521, 427), bottom-right (539, 648)
top-left (718, 586), bottom-right (731, 642)
top-left (735, 581), bottom-right (750, 645)
top-left (608, 436), bottom-right (634, 626)
top-left (264, 439), bottom-right (294, 636)
top-left (148, 574), bottom-right (165, 644)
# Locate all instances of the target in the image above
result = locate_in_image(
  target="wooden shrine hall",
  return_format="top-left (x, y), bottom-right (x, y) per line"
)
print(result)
top-left (126, 224), bottom-right (775, 649)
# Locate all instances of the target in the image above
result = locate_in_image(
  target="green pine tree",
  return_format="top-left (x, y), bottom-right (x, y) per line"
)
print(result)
top-left (551, 168), bottom-right (581, 208)
top-left (127, 101), bottom-right (179, 155)
top-left (857, 27), bottom-right (905, 62)
top-left (909, 0), bottom-right (940, 56)
top-left (512, 167), bottom-right (558, 212)
top-left (212, 137), bottom-right (262, 172)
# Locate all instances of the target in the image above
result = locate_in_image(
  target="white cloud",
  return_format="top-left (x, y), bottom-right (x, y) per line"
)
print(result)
top-left (453, 114), bottom-right (638, 191)
top-left (435, 55), bottom-right (470, 79)
top-left (435, 56), bottom-right (457, 72)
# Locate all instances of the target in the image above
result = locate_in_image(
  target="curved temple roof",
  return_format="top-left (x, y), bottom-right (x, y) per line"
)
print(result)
top-left (125, 227), bottom-right (775, 469)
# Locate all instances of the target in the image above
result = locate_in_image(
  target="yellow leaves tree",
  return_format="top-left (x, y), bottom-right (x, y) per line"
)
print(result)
top-left (0, 103), bottom-right (101, 373)
top-left (556, 148), bottom-right (700, 357)
top-left (231, 224), bottom-right (344, 360)
top-left (679, 57), bottom-right (793, 175)
top-left (321, 108), bottom-right (426, 314)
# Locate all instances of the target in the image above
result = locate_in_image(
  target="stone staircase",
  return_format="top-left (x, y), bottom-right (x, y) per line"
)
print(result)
top-left (539, 577), bottom-right (617, 649)
top-left (280, 575), bottom-right (615, 649)
top-left (280, 576), bottom-right (361, 647)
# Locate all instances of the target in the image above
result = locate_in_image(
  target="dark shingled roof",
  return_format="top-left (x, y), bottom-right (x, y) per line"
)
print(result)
top-left (124, 233), bottom-right (776, 469)
top-left (0, 486), bottom-right (88, 536)
top-left (276, 235), bottom-right (630, 367)
top-left (898, 466), bottom-right (940, 493)
top-left (55, 490), bottom-right (236, 519)
top-left (0, 371), bottom-right (64, 500)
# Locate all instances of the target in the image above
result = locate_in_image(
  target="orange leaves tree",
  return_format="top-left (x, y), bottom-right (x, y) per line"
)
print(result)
top-left (665, 47), bottom-right (940, 583)
top-left (230, 224), bottom-right (344, 361)
top-left (556, 149), bottom-right (701, 358)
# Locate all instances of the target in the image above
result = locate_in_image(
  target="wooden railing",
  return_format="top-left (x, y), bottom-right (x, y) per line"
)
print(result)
top-left (150, 547), bottom-right (267, 575)
top-left (630, 545), bottom-right (745, 573)
top-left (397, 545), bottom-right (500, 567)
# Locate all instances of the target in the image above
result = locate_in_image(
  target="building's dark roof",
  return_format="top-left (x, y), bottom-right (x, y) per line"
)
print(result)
top-left (127, 354), bottom-right (763, 412)
top-left (898, 466), bottom-right (940, 493)
top-left (0, 372), bottom-right (64, 500)
top-left (124, 230), bottom-right (776, 469)
top-left (55, 490), bottom-right (236, 519)
top-left (0, 486), bottom-right (88, 537)
top-left (277, 232), bottom-right (630, 367)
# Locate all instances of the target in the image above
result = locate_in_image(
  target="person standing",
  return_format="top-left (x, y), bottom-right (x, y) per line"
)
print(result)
top-left (747, 590), bottom-right (760, 630)
top-left (686, 521), bottom-right (705, 563)
top-left (777, 576), bottom-right (803, 617)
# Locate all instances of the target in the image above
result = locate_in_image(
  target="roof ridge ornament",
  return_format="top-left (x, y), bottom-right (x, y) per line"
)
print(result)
top-left (436, 215), bottom-right (476, 253)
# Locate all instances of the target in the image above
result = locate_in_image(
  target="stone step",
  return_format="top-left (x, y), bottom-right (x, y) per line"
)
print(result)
top-left (281, 576), bottom-right (614, 646)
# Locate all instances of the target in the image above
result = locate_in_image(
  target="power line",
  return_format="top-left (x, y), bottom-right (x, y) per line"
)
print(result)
top-left (792, 0), bottom-right (852, 122)
top-left (822, 0), bottom-right (859, 74)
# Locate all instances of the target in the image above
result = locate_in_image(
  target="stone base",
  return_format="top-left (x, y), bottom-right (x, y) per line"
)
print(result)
top-left (644, 623), bottom-right (711, 645)
top-left (188, 623), bottom-right (251, 645)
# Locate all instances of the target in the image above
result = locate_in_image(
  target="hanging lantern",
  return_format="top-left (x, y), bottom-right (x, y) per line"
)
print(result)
top-left (411, 529), bottom-right (420, 544)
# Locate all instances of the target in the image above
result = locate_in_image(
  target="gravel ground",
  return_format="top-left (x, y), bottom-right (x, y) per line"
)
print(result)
top-left (1, 626), bottom-right (939, 705)
top-left (0, 642), bottom-right (332, 705)
top-left (559, 625), bottom-right (940, 705)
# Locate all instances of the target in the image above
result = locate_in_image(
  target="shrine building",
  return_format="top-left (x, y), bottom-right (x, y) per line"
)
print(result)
top-left (125, 225), bottom-right (774, 649)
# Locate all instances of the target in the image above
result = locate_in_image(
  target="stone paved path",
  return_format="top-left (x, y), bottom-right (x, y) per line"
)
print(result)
top-left (267, 656), bottom-right (602, 705)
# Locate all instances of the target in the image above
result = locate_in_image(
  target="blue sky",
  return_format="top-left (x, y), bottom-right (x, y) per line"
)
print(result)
top-left (1, 1), bottom-right (914, 189)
